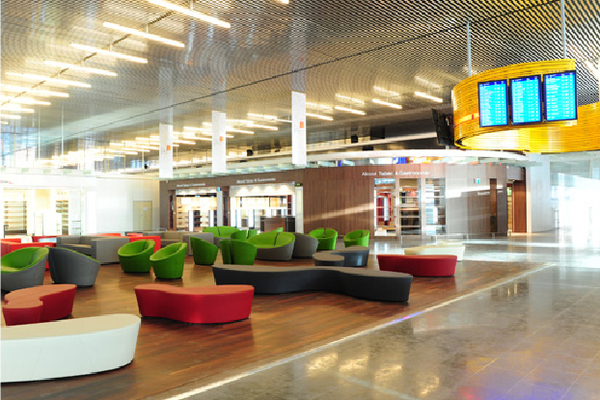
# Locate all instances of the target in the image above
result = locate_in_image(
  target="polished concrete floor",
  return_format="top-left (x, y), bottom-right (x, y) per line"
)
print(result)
top-left (164, 231), bottom-right (600, 400)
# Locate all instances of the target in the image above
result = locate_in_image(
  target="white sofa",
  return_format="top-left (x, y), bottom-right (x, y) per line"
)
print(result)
top-left (403, 243), bottom-right (466, 261)
top-left (1, 314), bottom-right (140, 383)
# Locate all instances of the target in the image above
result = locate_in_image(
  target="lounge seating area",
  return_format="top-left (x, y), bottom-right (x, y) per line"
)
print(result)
top-left (56, 235), bottom-right (130, 264)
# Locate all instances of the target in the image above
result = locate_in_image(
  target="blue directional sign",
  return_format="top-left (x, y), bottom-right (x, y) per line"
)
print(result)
top-left (510, 75), bottom-right (542, 125)
top-left (544, 71), bottom-right (578, 122)
top-left (478, 80), bottom-right (508, 127)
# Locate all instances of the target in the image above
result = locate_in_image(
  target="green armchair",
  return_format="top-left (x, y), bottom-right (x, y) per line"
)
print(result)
top-left (230, 229), bottom-right (258, 241)
top-left (247, 231), bottom-right (295, 261)
top-left (149, 242), bottom-right (187, 279)
top-left (1, 247), bottom-right (49, 292)
top-left (190, 236), bottom-right (219, 265)
top-left (343, 230), bottom-right (370, 248)
top-left (308, 228), bottom-right (338, 251)
top-left (118, 240), bottom-right (155, 273)
top-left (220, 239), bottom-right (257, 265)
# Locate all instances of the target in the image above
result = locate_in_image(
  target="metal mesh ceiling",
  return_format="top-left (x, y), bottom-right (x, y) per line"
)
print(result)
top-left (1, 0), bottom-right (599, 166)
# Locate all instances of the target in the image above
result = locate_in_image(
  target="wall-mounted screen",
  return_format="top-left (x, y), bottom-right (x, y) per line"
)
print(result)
top-left (478, 80), bottom-right (508, 127)
top-left (544, 70), bottom-right (578, 122)
top-left (510, 75), bottom-right (542, 125)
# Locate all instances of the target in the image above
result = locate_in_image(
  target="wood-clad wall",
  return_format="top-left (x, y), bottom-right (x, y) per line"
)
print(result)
top-left (512, 180), bottom-right (527, 232)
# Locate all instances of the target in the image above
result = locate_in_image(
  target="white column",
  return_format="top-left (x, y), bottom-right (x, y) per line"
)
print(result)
top-left (212, 110), bottom-right (227, 174)
top-left (158, 123), bottom-right (173, 179)
top-left (216, 190), bottom-right (224, 226)
top-left (292, 91), bottom-right (307, 166)
top-left (294, 185), bottom-right (304, 233)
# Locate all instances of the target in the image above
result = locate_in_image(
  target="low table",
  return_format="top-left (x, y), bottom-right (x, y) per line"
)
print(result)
top-left (135, 283), bottom-right (254, 324)
top-left (377, 254), bottom-right (457, 277)
top-left (2, 284), bottom-right (77, 326)
top-left (313, 253), bottom-right (344, 266)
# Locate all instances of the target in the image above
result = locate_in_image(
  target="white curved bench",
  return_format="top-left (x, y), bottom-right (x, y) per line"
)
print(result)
top-left (403, 243), bottom-right (466, 261)
top-left (1, 314), bottom-right (140, 383)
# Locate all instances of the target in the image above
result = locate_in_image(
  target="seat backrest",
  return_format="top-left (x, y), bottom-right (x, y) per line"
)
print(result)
top-left (324, 228), bottom-right (338, 238)
top-left (220, 239), bottom-right (233, 264)
top-left (163, 231), bottom-right (183, 240)
top-left (248, 230), bottom-right (279, 246)
top-left (275, 232), bottom-right (295, 246)
top-left (203, 227), bottom-right (219, 235)
top-left (30, 247), bottom-right (49, 265)
top-left (308, 228), bottom-right (325, 238)
top-left (80, 236), bottom-right (96, 245)
top-left (230, 230), bottom-right (248, 240)
top-left (1, 247), bottom-right (41, 268)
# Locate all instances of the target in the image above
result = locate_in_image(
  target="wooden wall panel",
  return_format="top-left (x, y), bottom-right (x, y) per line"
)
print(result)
top-left (512, 180), bottom-right (527, 233)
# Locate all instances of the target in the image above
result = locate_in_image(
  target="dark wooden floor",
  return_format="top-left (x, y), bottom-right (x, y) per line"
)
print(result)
top-left (1, 254), bottom-right (545, 400)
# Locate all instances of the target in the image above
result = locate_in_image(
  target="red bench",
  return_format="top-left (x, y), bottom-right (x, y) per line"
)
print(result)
top-left (135, 284), bottom-right (254, 324)
top-left (2, 284), bottom-right (77, 326)
top-left (377, 254), bottom-right (457, 277)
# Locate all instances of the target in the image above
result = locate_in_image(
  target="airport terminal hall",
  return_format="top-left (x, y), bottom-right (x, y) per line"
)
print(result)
top-left (2, 0), bottom-right (600, 399)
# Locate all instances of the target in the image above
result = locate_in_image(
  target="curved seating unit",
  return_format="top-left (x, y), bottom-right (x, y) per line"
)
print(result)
top-left (220, 239), bottom-right (257, 265)
top-left (1, 314), bottom-right (141, 383)
top-left (377, 254), bottom-right (458, 277)
top-left (308, 228), bottom-right (338, 251)
top-left (118, 240), bottom-right (155, 273)
top-left (313, 246), bottom-right (370, 267)
top-left (1, 247), bottom-right (49, 292)
top-left (213, 265), bottom-right (412, 302)
top-left (2, 284), bottom-right (77, 326)
top-left (343, 229), bottom-right (370, 248)
top-left (190, 236), bottom-right (219, 266)
top-left (403, 243), bottom-right (466, 261)
top-left (135, 283), bottom-right (254, 323)
top-left (292, 232), bottom-right (319, 259)
top-left (48, 247), bottom-right (101, 287)
top-left (149, 242), bottom-right (187, 279)
top-left (247, 231), bottom-right (295, 261)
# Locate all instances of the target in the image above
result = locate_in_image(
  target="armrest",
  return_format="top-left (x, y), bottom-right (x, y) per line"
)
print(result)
top-left (91, 237), bottom-right (131, 264)
top-left (56, 236), bottom-right (81, 245)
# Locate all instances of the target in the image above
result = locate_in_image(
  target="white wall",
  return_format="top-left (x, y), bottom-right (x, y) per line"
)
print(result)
top-left (95, 177), bottom-right (160, 233)
top-left (527, 154), bottom-right (554, 232)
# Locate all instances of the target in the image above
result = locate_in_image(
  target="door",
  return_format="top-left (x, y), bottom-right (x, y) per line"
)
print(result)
top-left (133, 201), bottom-right (153, 231)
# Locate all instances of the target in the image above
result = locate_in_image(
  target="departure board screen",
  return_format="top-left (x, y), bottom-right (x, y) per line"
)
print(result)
top-left (478, 80), bottom-right (508, 127)
top-left (510, 75), bottom-right (542, 125)
top-left (544, 71), bottom-right (578, 122)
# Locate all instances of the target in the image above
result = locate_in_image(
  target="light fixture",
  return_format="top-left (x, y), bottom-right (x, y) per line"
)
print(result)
top-left (279, 0), bottom-right (289, 3)
top-left (0, 105), bottom-right (35, 113)
top-left (584, 60), bottom-right (600, 79)
top-left (373, 86), bottom-right (399, 96)
top-left (71, 44), bottom-right (148, 64)
top-left (103, 22), bottom-right (185, 48)
top-left (226, 128), bottom-right (254, 134)
top-left (372, 99), bottom-right (402, 109)
top-left (173, 139), bottom-right (196, 145)
top-left (183, 126), bottom-right (203, 131)
top-left (0, 114), bottom-right (22, 119)
top-left (146, 0), bottom-right (230, 29)
top-left (414, 91), bottom-right (443, 103)
top-left (5, 73), bottom-right (91, 88)
top-left (1, 85), bottom-right (69, 97)
top-left (247, 123), bottom-right (278, 131)
top-left (334, 106), bottom-right (366, 115)
top-left (306, 113), bottom-right (333, 121)
top-left (306, 102), bottom-right (333, 110)
top-left (0, 95), bottom-right (51, 105)
top-left (247, 113), bottom-right (277, 120)
top-left (44, 61), bottom-right (118, 76)
top-left (335, 94), bottom-right (365, 106)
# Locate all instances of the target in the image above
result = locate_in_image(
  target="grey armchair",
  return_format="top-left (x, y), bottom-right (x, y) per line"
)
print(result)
top-left (292, 232), bottom-right (319, 259)
top-left (48, 247), bottom-right (101, 287)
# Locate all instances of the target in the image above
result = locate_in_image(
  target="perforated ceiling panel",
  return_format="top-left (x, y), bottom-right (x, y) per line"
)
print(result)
top-left (1, 0), bottom-right (599, 166)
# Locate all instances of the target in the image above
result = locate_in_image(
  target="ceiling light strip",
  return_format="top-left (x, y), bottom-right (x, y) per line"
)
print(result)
top-left (1, 85), bottom-right (69, 97)
top-left (372, 99), bottom-right (402, 109)
top-left (103, 22), bottom-right (185, 48)
top-left (146, 0), bottom-right (230, 29)
top-left (44, 61), bottom-right (118, 77)
top-left (5, 73), bottom-right (91, 88)
top-left (334, 106), bottom-right (366, 115)
top-left (71, 44), bottom-right (148, 64)
top-left (414, 91), bottom-right (443, 103)
top-left (306, 113), bottom-right (333, 121)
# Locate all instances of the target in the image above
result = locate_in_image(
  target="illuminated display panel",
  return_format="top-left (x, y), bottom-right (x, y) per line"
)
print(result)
top-left (478, 80), bottom-right (508, 127)
top-left (510, 75), bottom-right (542, 125)
top-left (544, 70), bottom-right (578, 122)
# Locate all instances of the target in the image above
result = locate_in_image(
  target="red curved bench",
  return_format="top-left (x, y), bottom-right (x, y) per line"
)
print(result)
top-left (377, 254), bottom-right (457, 277)
top-left (134, 284), bottom-right (254, 324)
top-left (2, 284), bottom-right (77, 326)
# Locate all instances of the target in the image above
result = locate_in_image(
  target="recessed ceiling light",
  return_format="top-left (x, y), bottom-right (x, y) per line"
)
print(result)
top-left (71, 44), bottom-right (148, 64)
top-left (248, 113), bottom-right (278, 120)
top-left (373, 86), bottom-right (399, 97)
top-left (0, 114), bottom-right (22, 119)
top-left (146, 0), bottom-right (230, 28)
top-left (335, 94), bottom-right (365, 106)
top-left (5, 72), bottom-right (91, 88)
top-left (1, 85), bottom-right (69, 97)
top-left (306, 113), bottom-right (333, 121)
top-left (414, 91), bottom-right (443, 103)
top-left (247, 123), bottom-right (278, 131)
top-left (103, 22), bottom-right (185, 48)
top-left (0, 105), bottom-right (35, 113)
top-left (0, 95), bottom-right (51, 105)
top-left (334, 106), bottom-right (366, 115)
top-left (44, 61), bottom-right (118, 76)
top-left (372, 99), bottom-right (403, 109)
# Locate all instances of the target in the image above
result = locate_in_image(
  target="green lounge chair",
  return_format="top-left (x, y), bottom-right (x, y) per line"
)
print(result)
top-left (247, 231), bottom-right (295, 261)
top-left (118, 240), bottom-right (155, 273)
top-left (190, 236), bottom-right (219, 266)
top-left (1, 247), bottom-right (49, 292)
top-left (343, 230), bottom-right (370, 248)
top-left (308, 228), bottom-right (338, 251)
top-left (149, 242), bottom-right (187, 279)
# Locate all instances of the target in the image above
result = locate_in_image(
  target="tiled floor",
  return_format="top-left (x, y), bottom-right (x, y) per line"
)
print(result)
top-left (171, 231), bottom-right (600, 400)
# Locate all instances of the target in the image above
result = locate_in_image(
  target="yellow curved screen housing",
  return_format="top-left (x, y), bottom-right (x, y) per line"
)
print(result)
top-left (452, 59), bottom-right (600, 153)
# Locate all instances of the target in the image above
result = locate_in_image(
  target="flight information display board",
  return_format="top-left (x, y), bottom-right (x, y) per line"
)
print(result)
top-left (478, 80), bottom-right (508, 127)
top-left (544, 71), bottom-right (578, 122)
top-left (510, 75), bottom-right (542, 125)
